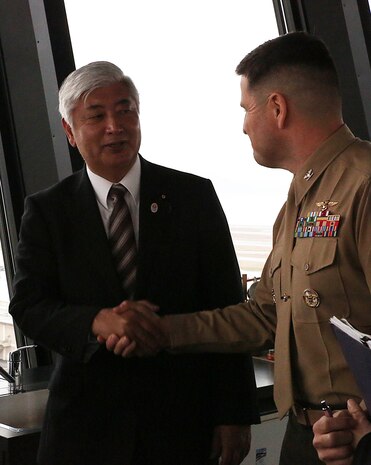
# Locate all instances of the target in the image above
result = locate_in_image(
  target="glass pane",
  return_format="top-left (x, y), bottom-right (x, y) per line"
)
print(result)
top-left (64, 0), bottom-right (292, 277)
top-left (0, 244), bottom-right (15, 367)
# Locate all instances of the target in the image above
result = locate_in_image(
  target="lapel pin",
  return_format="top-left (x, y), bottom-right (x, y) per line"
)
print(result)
top-left (151, 203), bottom-right (158, 213)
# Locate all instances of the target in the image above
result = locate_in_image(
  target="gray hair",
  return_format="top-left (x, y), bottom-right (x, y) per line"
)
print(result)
top-left (59, 61), bottom-right (140, 124)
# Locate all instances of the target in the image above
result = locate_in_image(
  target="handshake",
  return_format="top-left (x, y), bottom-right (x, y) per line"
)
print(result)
top-left (92, 300), bottom-right (170, 357)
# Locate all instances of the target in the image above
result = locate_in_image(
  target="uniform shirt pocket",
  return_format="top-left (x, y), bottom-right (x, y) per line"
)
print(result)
top-left (291, 238), bottom-right (349, 322)
top-left (296, 237), bottom-right (337, 275)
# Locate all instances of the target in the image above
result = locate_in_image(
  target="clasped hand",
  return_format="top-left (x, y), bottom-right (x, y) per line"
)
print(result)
top-left (92, 300), bottom-right (168, 356)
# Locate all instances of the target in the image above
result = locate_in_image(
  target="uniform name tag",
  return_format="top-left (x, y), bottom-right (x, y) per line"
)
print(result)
top-left (294, 210), bottom-right (341, 238)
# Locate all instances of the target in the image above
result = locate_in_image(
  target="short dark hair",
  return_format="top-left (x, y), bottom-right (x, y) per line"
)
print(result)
top-left (236, 32), bottom-right (339, 91)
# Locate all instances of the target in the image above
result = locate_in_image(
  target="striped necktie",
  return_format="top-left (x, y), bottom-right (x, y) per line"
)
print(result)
top-left (108, 184), bottom-right (137, 297)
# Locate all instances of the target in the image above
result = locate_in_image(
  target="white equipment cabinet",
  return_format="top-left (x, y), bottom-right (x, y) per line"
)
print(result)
top-left (242, 412), bottom-right (288, 465)
top-left (243, 357), bottom-right (288, 465)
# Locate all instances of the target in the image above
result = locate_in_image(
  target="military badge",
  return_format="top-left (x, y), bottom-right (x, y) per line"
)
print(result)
top-left (294, 200), bottom-right (340, 238)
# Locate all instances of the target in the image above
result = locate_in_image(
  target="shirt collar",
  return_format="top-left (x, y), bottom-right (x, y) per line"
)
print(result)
top-left (86, 155), bottom-right (141, 209)
top-left (292, 125), bottom-right (356, 206)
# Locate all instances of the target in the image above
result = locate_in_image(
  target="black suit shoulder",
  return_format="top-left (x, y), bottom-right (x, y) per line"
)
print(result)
top-left (141, 156), bottom-right (208, 180)
top-left (139, 157), bottom-right (220, 220)
top-left (140, 157), bottom-right (213, 190)
top-left (27, 169), bottom-right (88, 204)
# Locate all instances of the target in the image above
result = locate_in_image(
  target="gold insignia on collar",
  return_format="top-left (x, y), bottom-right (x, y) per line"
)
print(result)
top-left (316, 200), bottom-right (339, 212)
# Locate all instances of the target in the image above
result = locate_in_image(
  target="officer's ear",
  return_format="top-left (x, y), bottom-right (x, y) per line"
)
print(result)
top-left (267, 92), bottom-right (287, 129)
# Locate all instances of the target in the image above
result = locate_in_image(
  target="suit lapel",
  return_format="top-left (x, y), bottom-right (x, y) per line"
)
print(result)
top-left (67, 170), bottom-right (123, 299)
top-left (67, 160), bottom-right (174, 300)
top-left (135, 157), bottom-right (174, 297)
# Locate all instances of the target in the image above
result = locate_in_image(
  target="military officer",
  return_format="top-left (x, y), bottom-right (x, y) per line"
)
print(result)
top-left (98, 32), bottom-right (371, 465)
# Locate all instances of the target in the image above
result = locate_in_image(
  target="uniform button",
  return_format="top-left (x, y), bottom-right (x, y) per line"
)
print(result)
top-left (303, 288), bottom-right (320, 308)
top-left (304, 263), bottom-right (310, 271)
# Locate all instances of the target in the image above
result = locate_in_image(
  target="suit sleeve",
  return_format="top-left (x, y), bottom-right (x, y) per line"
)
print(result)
top-left (197, 180), bottom-right (260, 425)
top-left (9, 195), bottom-right (100, 362)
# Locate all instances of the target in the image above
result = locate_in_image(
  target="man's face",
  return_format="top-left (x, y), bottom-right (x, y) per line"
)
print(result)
top-left (63, 81), bottom-right (141, 182)
top-left (240, 76), bottom-right (277, 169)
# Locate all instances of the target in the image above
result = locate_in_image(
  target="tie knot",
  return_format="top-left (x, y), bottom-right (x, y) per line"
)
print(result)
top-left (109, 184), bottom-right (128, 203)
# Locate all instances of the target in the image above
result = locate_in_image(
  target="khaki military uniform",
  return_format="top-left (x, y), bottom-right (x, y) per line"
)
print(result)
top-left (168, 125), bottom-right (371, 418)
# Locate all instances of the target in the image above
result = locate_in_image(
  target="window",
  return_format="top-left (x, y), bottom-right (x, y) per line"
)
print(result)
top-left (64, 0), bottom-right (292, 277)
top-left (0, 245), bottom-right (14, 362)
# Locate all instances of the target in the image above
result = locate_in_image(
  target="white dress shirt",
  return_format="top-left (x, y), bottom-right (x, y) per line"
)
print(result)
top-left (86, 155), bottom-right (141, 244)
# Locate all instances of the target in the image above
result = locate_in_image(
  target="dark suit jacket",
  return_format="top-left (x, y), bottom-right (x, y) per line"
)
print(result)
top-left (10, 156), bottom-right (259, 465)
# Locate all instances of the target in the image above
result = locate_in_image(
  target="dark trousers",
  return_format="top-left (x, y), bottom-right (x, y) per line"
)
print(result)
top-left (279, 412), bottom-right (324, 465)
top-left (131, 424), bottom-right (214, 465)
top-left (38, 390), bottom-right (214, 465)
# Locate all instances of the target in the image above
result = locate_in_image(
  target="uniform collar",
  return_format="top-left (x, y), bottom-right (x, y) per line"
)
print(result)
top-left (292, 125), bottom-right (356, 206)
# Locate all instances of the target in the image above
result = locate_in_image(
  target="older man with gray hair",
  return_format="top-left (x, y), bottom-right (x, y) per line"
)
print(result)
top-left (10, 61), bottom-right (259, 465)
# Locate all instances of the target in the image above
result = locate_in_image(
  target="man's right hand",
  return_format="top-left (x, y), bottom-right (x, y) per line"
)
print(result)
top-left (312, 409), bottom-right (355, 465)
top-left (92, 300), bottom-right (169, 356)
top-left (313, 399), bottom-right (371, 465)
